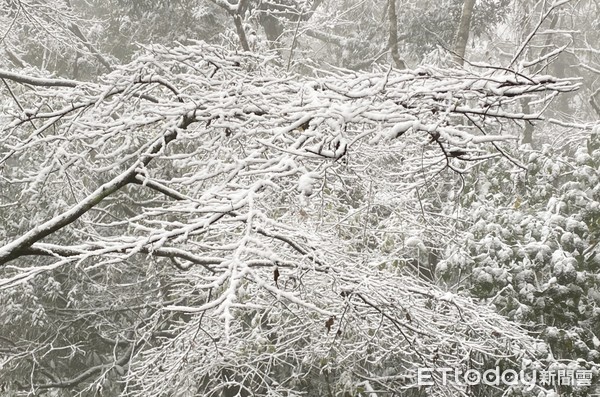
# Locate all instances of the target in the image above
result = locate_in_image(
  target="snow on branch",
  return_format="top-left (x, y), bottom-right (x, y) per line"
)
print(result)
top-left (0, 41), bottom-right (578, 395)
top-left (0, 42), bottom-right (576, 267)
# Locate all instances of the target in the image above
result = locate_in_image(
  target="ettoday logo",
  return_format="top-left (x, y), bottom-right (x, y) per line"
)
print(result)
top-left (417, 367), bottom-right (594, 389)
top-left (417, 367), bottom-right (536, 390)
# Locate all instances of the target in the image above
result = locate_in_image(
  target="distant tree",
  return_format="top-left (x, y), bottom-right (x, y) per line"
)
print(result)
top-left (452, 0), bottom-right (476, 65)
top-left (0, 0), bottom-right (113, 76)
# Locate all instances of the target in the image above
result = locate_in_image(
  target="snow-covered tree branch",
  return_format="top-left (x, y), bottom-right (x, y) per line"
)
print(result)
top-left (0, 39), bottom-right (581, 396)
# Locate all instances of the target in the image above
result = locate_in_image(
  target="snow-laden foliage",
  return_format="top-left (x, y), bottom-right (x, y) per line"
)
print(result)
top-left (0, 41), bottom-right (579, 396)
top-left (439, 130), bottom-right (600, 396)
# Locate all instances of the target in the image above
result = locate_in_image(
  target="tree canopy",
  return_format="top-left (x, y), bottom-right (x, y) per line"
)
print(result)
top-left (1, 1), bottom-right (599, 396)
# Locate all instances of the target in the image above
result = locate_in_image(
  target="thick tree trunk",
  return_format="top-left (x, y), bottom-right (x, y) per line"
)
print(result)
top-left (259, 13), bottom-right (284, 43)
top-left (388, 0), bottom-right (406, 69)
top-left (233, 14), bottom-right (251, 51)
top-left (233, 0), bottom-right (250, 51)
top-left (452, 0), bottom-right (476, 65)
